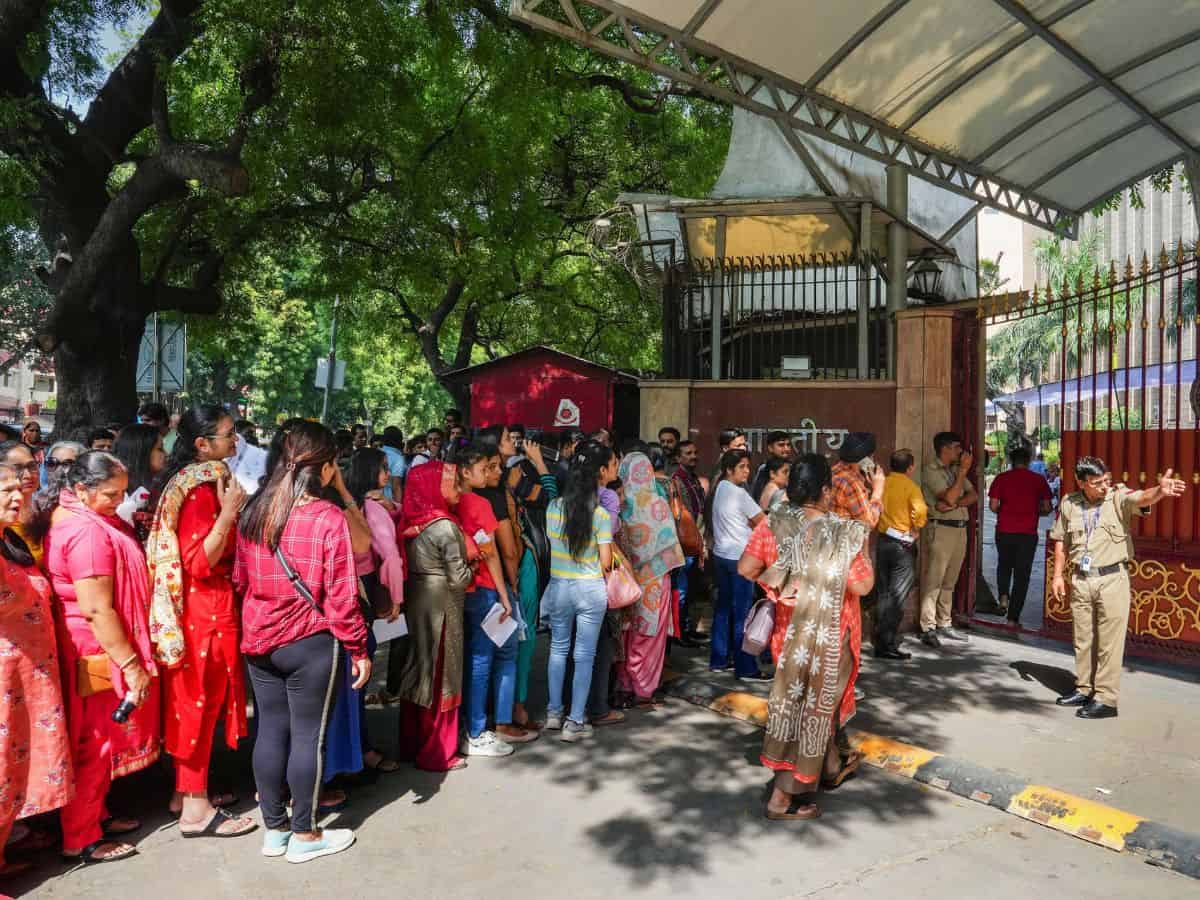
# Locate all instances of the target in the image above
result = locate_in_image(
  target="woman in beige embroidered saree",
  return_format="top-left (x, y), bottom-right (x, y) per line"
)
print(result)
top-left (739, 455), bottom-right (874, 821)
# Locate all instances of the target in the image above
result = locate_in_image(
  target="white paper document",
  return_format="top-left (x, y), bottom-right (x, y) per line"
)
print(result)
top-left (481, 602), bottom-right (517, 648)
top-left (372, 614), bottom-right (409, 644)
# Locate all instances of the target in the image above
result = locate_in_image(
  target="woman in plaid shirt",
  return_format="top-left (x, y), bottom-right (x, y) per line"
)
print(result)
top-left (235, 422), bottom-right (369, 864)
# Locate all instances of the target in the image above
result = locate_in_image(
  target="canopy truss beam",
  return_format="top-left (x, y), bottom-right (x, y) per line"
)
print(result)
top-left (510, 0), bottom-right (1079, 237)
top-left (990, 0), bottom-right (1198, 159)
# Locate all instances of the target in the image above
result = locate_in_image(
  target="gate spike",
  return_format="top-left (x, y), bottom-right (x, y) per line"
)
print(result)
top-left (1124, 256), bottom-right (1134, 282)
top-left (1140, 251), bottom-right (1150, 277)
top-left (1158, 245), bottom-right (1170, 271)
top-left (1092, 265), bottom-right (1102, 293)
top-left (1075, 271), bottom-right (1084, 295)
top-left (1178, 238), bottom-right (1187, 264)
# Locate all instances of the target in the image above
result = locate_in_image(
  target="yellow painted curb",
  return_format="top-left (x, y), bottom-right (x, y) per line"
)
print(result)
top-left (1007, 785), bottom-right (1145, 852)
top-left (850, 732), bottom-right (941, 779)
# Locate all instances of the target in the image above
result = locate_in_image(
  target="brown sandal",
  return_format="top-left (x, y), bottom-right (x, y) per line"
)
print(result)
top-left (821, 750), bottom-right (863, 789)
top-left (765, 803), bottom-right (821, 821)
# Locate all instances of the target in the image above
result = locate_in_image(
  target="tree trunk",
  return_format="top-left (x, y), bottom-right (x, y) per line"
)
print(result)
top-left (52, 255), bottom-right (146, 439)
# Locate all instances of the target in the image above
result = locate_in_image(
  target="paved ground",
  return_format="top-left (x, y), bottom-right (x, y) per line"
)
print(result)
top-left (978, 504), bottom-right (1052, 628)
top-left (12, 630), bottom-right (1199, 899)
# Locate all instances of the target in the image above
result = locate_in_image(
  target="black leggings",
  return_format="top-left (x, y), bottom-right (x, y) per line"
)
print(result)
top-left (247, 631), bottom-right (342, 833)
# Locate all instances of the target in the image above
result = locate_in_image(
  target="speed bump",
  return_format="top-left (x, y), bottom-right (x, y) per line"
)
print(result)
top-left (661, 674), bottom-right (1200, 880)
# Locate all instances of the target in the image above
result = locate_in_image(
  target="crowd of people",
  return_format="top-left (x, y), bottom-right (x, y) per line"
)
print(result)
top-left (0, 403), bottom-right (1188, 873)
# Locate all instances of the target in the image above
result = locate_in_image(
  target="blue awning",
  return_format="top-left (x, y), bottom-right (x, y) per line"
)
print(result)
top-left (991, 360), bottom-right (1197, 409)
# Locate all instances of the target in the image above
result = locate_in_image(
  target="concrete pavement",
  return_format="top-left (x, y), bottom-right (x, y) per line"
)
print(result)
top-left (12, 630), bottom-right (1199, 899)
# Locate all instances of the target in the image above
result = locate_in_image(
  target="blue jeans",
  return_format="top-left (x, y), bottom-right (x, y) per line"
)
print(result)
top-left (710, 555), bottom-right (758, 676)
top-left (463, 587), bottom-right (518, 738)
top-left (673, 557), bottom-right (696, 634)
top-left (544, 576), bottom-right (607, 725)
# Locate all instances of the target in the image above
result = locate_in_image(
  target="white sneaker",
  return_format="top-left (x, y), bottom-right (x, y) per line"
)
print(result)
top-left (285, 828), bottom-right (355, 863)
top-left (463, 731), bottom-right (514, 757)
top-left (560, 720), bottom-right (594, 743)
top-left (543, 714), bottom-right (563, 731)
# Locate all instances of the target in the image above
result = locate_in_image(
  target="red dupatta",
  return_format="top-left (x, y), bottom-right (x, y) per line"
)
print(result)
top-left (399, 462), bottom-right (477, 558)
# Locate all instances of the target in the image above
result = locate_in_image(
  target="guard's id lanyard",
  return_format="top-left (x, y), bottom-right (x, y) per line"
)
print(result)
top-left (1079, 505), bottom-right (1101, 573)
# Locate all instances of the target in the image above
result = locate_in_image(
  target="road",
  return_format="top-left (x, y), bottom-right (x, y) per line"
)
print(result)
top-left (14, 634), bottom-right (1198, 900)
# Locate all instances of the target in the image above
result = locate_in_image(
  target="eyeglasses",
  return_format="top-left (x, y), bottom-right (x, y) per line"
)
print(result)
top-left (10, 461), bottom-right (39, 475)
top-left (46, 457), bottom-right (74, 468)
top-left (208, 430), bottom-right (237, 441)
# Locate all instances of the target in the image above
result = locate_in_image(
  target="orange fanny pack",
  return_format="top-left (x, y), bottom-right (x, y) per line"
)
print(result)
top-left (77, 654), bottom-right (114, 698)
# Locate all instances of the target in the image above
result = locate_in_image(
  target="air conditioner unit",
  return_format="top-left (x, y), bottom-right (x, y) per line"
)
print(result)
top-left (780, 355), bottom-right (812, 379)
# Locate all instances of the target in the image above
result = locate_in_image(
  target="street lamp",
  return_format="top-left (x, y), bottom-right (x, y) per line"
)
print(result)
top-left (909, 253), bottom-right (944, 302)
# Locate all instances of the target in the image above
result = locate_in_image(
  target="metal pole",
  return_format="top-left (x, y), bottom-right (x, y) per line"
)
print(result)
top-left (886, 164), bottom-right (908, 380)
top-left (151, 311), bottom-right (161, 403)
top-left (321, 296), bottom-right (339, 425)
top-left (857, 200), bottom-right (872, 378)
top-left (712, 216), bottom-right (727, 380)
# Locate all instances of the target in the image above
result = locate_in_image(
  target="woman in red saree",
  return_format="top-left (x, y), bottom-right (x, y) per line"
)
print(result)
top-left (738, 454), bottom-right (874, 821)
top-left (394, 462), bottom-right (475, 772)
top-left (146, 405), bottom-right (255, 838)
top-left (0, 462), bottom-right (72, 877)
top-left (43, 452), bottom-right (161, 863)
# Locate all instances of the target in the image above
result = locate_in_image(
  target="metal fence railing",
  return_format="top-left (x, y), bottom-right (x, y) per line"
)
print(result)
top-left (662, 254), bottom-right (889, 381)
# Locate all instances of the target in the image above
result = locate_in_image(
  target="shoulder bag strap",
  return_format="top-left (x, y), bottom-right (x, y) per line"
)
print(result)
top-left (273, 544), bottom-right (322, 614)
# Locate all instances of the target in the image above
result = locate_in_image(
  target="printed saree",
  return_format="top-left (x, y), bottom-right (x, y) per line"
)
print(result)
top-left (758, 507), bottom-right (867, 785)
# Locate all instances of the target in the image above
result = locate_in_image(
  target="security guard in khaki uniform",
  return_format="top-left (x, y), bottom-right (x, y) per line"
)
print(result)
top-left (1051, 457), bottom-right (1186, 719)
top-left (919, 431), bottom-right (978, 648)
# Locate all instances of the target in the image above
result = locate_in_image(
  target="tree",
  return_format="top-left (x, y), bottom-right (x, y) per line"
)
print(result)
top-left (1, 1), bottom-right (728, 436)
top-left (978, 254), bottom-right (1008, 296)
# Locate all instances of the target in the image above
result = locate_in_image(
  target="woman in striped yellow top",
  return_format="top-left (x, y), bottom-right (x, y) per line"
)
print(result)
top-left (542, 442), bottom-right (618, 742)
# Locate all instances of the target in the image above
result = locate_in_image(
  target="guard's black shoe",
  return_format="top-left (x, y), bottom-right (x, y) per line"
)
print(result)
top-left (874, 648), bottom-right (912, 660)
top-left (1076, 701), bottom-right (1118, 719)
top-left (936, 626), bottom-right (969, 642)
top-left (1055, 691), bottom-right (1092, 707)
top-left (919, 630), bottom-right (941, 649)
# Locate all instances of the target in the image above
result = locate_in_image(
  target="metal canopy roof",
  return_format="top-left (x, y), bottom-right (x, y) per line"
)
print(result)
top-left (510, 0), bottom-right (1200, 236)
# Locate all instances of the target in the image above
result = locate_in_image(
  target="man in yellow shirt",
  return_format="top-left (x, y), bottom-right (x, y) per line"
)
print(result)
top-left (873, 449), bottom-right (928, 660)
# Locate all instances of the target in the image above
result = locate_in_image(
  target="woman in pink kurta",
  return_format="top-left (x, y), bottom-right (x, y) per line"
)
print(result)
top-left (0, 463), bottom-right (72, 877)
top-left (44, 452), bottom-right (160, 864)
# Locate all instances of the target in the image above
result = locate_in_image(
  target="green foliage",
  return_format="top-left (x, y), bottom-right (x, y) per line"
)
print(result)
top-left (1086, 408), bottom-right (1143, 431)
top-left (978, 256), bottom-right (1008, 296)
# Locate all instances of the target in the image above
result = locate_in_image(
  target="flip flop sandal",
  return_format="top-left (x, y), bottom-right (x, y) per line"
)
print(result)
top-left (101, 817), bottom-right (141, 836)
top-left (181, 809), bottom-right (258, 839)
top-left (591, 711), bottom-right (627, 726)
top-left (62, 840), bottom-right (137, 865)
top-left (822, 751), bottom-right (863, 789)
top-left (765, 803), bottom-right (821, 821)
top-left (365, 757), bottom-right (402, 774)
top-left (6, 828), bottom-right (58, 853)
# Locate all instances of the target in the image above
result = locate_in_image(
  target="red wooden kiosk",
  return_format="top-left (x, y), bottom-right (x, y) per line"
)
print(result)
top-left (442, 346), bottom-right (640, 438)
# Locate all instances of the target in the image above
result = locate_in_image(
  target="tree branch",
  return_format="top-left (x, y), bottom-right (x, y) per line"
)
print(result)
top-left (81, 0), bottom-right (205, 170)
top-left (0, 0), bottom-right (49, 54)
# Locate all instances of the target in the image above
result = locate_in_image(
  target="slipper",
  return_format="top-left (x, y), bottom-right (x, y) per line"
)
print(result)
top-left (591, 711), bottom-right (626, 726)
top-left (62, 840), bottom-right (137, 865)
top-left (364, 756), bottom-right (402, 774)
top-left (821, 750), bottom-right (863, 789)
top-left (6, 827), bottom-right (58, 853)
top-left (101, 817), bottom-right (141, 837)
top-left (181, 808), bottom-right (258, 839)
top-left (765, 803), bottom-right (821, 821)
top-left (495, 727), bottom-right (539, 744)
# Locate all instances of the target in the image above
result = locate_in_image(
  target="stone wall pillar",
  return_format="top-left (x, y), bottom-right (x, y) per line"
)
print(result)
top-left (639, 380), bottom-right (691, 442)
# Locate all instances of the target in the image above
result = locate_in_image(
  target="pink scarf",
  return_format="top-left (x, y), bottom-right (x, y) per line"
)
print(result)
top-left (58, 490), bottom-right (158, 693)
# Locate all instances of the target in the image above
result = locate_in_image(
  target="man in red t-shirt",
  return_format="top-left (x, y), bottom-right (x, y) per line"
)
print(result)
top-left (988, 445), bottom-right (1053, 625)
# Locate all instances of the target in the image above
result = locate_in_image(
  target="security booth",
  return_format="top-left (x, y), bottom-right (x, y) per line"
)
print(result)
top-left (442, 345), bottom-right (640, 439)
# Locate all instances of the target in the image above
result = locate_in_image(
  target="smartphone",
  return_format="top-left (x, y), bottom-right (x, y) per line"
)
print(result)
top-left (858, 457), bottom-right (877, 477)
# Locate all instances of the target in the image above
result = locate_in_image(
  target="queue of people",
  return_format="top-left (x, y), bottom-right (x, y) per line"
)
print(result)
top-left (0, 404), bottom-right (1188, 877)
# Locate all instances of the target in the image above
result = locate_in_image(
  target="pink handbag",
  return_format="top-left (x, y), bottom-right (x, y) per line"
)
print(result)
top-left (605, 550), bottom-right (643, 610)
top-left (741, 598), bottom-right (776, 657)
